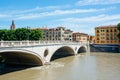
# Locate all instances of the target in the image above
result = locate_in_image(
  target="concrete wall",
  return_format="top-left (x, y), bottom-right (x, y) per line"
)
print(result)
top-left (90, 44), bottom-right (120, 53)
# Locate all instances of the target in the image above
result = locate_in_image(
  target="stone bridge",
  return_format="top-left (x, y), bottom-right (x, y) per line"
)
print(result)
top-left (0, 41), bottom-right (90, 66)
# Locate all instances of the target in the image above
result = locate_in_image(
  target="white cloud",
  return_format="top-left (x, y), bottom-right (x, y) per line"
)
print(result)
top-left (59, 14), bottom-right (120, 23)
top-left (4, 5), bottom-right (69, 15)
top-left (76, 0), bottom-right (120, 5)
top-left (15, 8), bottom-right (107, 20)
top-left (0, 25), bottom-right (9, 29)
top-left (102, 20), bottom-right (120, 25)
top-left (54, 14), bottom-right (120, 35)
top-left (0, 14), bottom-right (8, 18)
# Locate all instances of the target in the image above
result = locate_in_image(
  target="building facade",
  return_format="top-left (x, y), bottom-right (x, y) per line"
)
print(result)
top-left (95, 25), bottom-right (119, 44)
top-left (72, 32), bottom-right (88, 43)
top-left (40, 27), bottom-right (73, 41)
top-left (88, 35), bottom-right (95, 44)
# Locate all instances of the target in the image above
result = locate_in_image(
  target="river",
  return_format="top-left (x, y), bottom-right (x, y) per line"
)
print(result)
top-left (0, 52), bottom-right (120, 80)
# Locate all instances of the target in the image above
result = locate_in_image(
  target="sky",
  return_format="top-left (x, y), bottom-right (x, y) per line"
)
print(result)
top-left (0, 0), bottom-right (120, 35)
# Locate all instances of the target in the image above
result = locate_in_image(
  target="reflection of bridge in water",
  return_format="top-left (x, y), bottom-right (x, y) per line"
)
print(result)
top-left (0, 41), bottom-right (90, 66)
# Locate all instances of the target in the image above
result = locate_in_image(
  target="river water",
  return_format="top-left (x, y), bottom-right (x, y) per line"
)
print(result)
top-left (0, 52), bottom-right (120, 80)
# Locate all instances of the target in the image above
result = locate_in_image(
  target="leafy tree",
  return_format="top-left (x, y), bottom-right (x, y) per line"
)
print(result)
top-left (0, 30), bottom-right (6, 40)
top-left (3, 30), bottom-right (16, 41)
top-left (117, 23), bottom-right (120, 41)
top-left (29, 29), bottom-right (42, 40)
top-left (15, 28), bottom-right (30, 40)
top-left (0, 28), bottom-right (42, 41)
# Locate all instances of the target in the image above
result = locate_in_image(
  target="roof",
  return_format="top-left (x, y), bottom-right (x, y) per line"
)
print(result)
top-left (95, 25), bottom-right (117, 29)
top-left (73, 32), bottom-right (88, 36)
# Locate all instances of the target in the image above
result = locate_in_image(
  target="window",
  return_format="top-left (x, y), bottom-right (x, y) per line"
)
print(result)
top-left (106, 34), bottom-right (109, 36)
top-left (107, 30), bottom-right (109, 32)
top-left (110, 34), bottom-right (112, 37)
top-left (110, 30), bottom-right (112, 32)
top-left (100, 29), bottom-right (105, 32)
top-left (97, 38), bottom-right (99, 40)
top-left (97, 34), bottom-right (99, 36)
top-left (97, 30), bottom-right (99, 33)
top-left (97, 41), bottom-right (99, 43)
top-left (107, 37), bottom-right (109, 40)
top-left (111, 37), bottom-right (113, 40)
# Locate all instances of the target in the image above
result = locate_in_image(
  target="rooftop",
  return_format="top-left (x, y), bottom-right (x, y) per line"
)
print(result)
top-left (95, 25), bottom-right (117, 29)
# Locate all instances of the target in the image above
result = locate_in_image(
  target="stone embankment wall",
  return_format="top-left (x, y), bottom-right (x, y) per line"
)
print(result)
top-left (90, 44), bottom-right (120, 53)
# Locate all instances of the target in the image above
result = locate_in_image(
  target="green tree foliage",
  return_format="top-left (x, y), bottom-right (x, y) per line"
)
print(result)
top-left (0, 30), bottom-right (6, 40)
top-left (29, 29), bottom-right (42, 40)
top-left (117, 23), bottom-right (120, 41)
top-left (3, 30), bottom-right (16, 40)
top-left (15, 28), bottom-right (29, 40)
top-left (0, 28), bottom-right (42, 41)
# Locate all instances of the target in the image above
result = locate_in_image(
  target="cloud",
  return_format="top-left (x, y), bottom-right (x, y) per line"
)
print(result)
top-left (0, 25), bottom-right (9, 29)
top-left (0, 14), bottom-right (8, 18)
top-left (4, 5), bottom-right (69, 15)
top-left (15, 8), bottom-right (108, 20)
top-left (54, 14), bottom-right (120, 35)
top-left (76, 0), bottom-right (120, 5)
top-left (0, 4), bottom-right (115, 20)
top-left (59, 14), bottom-right (120, 23)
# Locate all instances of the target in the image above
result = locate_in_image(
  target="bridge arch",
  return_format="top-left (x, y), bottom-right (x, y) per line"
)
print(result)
top-left (77, 46), bottom-right (87, 54)
top-left (50, 46), bottom-right (75, 61)
top-left (0, 49), bottom-right (44, 66)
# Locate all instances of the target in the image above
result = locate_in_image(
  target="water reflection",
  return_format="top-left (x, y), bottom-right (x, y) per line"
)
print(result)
top-left (0, 63), bottom-right (37, 75)
top-left (0, 53), bottom-right (120, 80)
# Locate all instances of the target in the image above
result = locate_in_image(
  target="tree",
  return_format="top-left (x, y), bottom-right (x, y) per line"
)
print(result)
top-left (29, 29), bottom-right (42, 40)
top-left (0, 28), bottom-right (42, 41)
top-left (117, 23), bottom-right (120, 41)
top-left (0, 30), bottom-right (6, 40)
top-left (3, 30), bottom-right (16, 41)
top-left (15, 28), bottom-right (29, 40)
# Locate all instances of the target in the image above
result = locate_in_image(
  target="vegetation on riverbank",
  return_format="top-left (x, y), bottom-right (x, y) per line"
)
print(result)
top-left (117, 23), bottom-right (120, 41)
top-left (0, 28), bottom-right (42, 41)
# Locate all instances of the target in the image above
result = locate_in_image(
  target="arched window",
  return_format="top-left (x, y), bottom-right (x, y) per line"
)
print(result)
top-left (97, 30), bottom-right (99, 33)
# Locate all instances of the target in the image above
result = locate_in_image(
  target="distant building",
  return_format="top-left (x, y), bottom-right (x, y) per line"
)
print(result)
top-left (35, 27), bottom-right (73, 41)
top-left (95, 25), bottom-right (119, 44)
top-left (88, 35), bottom-right (95, 44)
top-left (64, 29), bottom-right (73, 41)
top-left (10, 20), bottom-right (16, 30)
top-left (72, 32), bottom-right (88, 43)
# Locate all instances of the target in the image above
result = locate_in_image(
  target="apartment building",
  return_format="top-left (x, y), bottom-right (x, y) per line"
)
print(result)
top-left (88, 35), bottom-right (95, 44)
top-left (40, 27), bottom-right (73, 41)
top-left (95, 25), bottom-right (119, 44)
top-left (72, 32), bottom-right (88, 43)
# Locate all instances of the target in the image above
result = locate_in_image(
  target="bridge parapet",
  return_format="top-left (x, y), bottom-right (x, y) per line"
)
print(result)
top-left (0, 41), bottom-right (88, 47)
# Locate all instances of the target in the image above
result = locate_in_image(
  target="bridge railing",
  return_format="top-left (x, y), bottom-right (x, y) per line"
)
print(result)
top-left (0, 41), bottom-right (88, 47)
